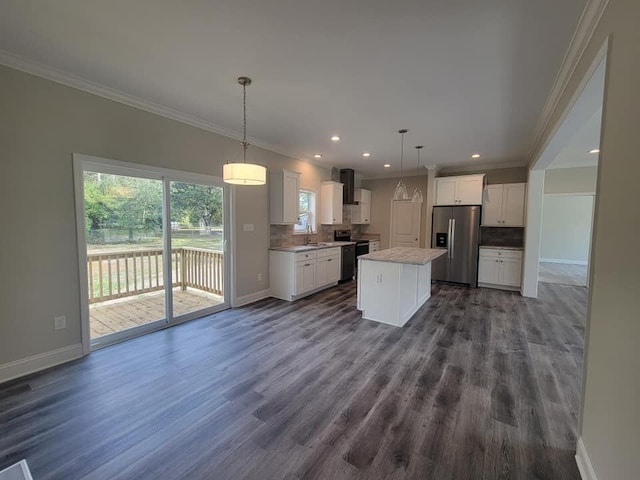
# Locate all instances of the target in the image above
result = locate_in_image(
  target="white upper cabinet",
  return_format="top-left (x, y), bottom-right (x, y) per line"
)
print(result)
top-left (434, 174), bottom-right (484, 205)
top-left (320, 181), bottom-right (343, 225)
top-left (270, 170), bottom-right (300, 224)
top-left (482, 183), bottom-right (527, 226)
top-left (351, 188), bottom-right (371, 224)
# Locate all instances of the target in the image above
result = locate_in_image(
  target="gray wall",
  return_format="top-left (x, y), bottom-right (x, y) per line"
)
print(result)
top-left (361, 175), bottom-right (429, 249)
top-left (0, 65), bottom-right (330, 365)
top-left (540, 195), bottom-right (594, 262)
top-left (533, 0), bottom-right (640, 477)
top-left (545, 166), bottom-right (598, 194)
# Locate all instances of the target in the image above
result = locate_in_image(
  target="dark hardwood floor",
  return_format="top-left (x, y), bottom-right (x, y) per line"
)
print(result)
top-left (0, 282), bottom-right (586, 479)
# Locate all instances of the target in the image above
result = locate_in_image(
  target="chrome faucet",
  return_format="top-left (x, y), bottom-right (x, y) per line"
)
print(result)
top-left (305, 224), bottom-right (312, 244)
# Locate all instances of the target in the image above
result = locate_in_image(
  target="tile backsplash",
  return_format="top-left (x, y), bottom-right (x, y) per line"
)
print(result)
top-left (480, 227), bottom-right (525, 247)
top-left (270, 205), bottom-right (362, 247)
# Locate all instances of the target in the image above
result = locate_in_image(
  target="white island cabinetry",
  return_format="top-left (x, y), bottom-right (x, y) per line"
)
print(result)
top-left (357, 247), bottom-right (446, 327)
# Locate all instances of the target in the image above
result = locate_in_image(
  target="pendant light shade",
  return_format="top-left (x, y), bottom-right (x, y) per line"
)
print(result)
top-left (393, 129), bottom-right (409, 201)
top-left (223, 163), bottom-right (266, 185)
top-left (223, 76), bottom-right (267, 185)
top-left (412, 145), bottom-right (424, 203)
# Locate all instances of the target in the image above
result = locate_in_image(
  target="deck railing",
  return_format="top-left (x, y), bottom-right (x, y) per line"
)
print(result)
top-left (87, 247), bottom-right (223, 304)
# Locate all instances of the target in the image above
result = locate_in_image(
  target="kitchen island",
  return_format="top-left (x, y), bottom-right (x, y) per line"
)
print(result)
top-left (357, 247), bottom-right (447, 327)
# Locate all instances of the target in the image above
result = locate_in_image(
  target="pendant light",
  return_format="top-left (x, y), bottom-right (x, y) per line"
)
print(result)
top-left (392, 129), bottom-right (409, 200)
top-left (223, 77), bottom-right (267, 185)
top-left (412, 145), bottom-right (424, 203)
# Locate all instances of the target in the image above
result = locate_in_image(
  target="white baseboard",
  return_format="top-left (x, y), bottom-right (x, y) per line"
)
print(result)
top-left (540, 258), bottom-right (588, 265)
top-left (576, 437), bottom-right (599, 480)
top-left (232, 289), bottom-right (272, 307)
top-left (0, 343), bottom-right (83, 384)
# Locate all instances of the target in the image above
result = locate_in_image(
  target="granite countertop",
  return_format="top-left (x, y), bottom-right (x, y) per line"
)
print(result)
top-left (479, 245), bottom-right (524, 251)
top-left (359, 247), bottom-right (447, 265)
top-left (270, 241), bottom-right (355, 252)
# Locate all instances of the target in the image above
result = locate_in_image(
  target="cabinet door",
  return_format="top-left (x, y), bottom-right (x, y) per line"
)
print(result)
top-left (502, 183), bottom-right (526, 226)
top-left (435, 178), bottom-right (457, 205)
top-left (457, 176), bottom-right (484, 205)
top-left (282, 171), bottom-right (300, 224)
top-left (332, 184), bottom-right (343, 224)
top-left (478, 257), bottom-right (499, 284)
top-left (295, 261), bottom-right (305, 295)
top-left (359, 189), bottom-right (371, 224)
top-left (315, 257), bottom-right (328, 287)
top-left (499, 258), bottom-right (522, 287)
top-left (302, 262), bottom-right (315, 292)
top-left (482, 185), bottom-right (504, 226)
top-left (326, 256), bottom-right (341, 283)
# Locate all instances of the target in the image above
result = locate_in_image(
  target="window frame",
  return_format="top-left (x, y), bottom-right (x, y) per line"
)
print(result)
top-left (294, 188), bottom-right (317, 234)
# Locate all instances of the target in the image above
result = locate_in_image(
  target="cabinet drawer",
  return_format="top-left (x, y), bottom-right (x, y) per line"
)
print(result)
top-left (479, 248), bottom-right (523, 260)
top-left (316, 247), bottom-right (341, 258)
top-left (295, 251), bottom-right (317, 262)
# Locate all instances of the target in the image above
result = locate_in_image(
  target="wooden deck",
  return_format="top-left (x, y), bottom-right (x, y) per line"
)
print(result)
top-left (90, 288), bottom-right (224, 339)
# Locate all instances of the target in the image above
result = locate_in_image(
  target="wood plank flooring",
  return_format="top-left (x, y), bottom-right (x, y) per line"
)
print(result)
top-left (0, 282), bottom-right (586, 480)
top-left (539, 262), bottom-right (587, 286)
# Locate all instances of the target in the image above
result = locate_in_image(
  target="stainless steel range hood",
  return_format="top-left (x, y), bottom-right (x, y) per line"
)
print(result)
top-left (340, 168), bottom-right (357, 204)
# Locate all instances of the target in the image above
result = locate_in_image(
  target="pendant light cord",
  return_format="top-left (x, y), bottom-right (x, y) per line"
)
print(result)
top-left (242, 82), bottom-right (248, 163)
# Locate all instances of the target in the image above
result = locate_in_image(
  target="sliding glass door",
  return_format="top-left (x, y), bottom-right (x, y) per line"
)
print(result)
top-left (76, 156), bottom-right (229, 349)
top-left (169, 181), bottom-right (225, 319)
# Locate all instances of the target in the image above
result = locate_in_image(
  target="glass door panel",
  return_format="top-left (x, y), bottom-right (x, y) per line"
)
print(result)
top-left (83, 171), bottom-right (166, 343)
top-left (169, 181), bottom-right (225, 318)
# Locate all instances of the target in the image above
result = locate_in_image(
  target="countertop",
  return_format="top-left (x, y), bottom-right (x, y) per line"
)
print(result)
top-left (270, 241), bottom-right (355, 253)
top-left (359, 247), bottom-right (447, 265)
top-left (479, 245), bottom-right (524, 251)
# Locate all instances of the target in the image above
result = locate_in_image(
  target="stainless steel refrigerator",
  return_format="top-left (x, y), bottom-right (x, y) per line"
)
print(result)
top-left (431, 205), bottom-right (481, 287)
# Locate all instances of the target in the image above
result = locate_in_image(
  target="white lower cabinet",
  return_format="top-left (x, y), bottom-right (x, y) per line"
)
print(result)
top-left (295, 260), bottom-right (316, 295)
top-left (478, 247), bottom-right (523, 290)
top-left (270, 247), bottom-right (341, 301)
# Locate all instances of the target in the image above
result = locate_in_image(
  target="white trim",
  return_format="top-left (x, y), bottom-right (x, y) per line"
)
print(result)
top-left (0, 49), bottom-right (312, 165)
top-left (0, 344), bottom-right (83, 385)
top-left (72, 156), bottom-right (91, 355)
top-left (527, 0), bottom-right (610, 163)
top-left (522, 169), bottom-right (545, 298)
top-left (232, 289), bottom-right (272, 307)
top-left (540, 258), bottom-right (588, 265)
top-left (575, 437), bottom-right (599, 480)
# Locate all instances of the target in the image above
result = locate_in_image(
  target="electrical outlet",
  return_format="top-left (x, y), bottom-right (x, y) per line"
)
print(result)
top-left (257, 273), bottom-right (263, 281)
top-left (54, 316), bottom-right (66, 330)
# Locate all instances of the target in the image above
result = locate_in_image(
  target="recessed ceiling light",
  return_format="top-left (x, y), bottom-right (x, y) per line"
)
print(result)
top-left (313, 154), bottom-right (322, 158)
top-left (471, 154), bottom-right (481, 159)
top-left (331, 135), bottom-right (341, 142)
top-left (384, 164), bottom-right (391, 168)
top-left (589, 149), bottom-right (600, 154)
top-left (362, 152), bottom-right (371, 157)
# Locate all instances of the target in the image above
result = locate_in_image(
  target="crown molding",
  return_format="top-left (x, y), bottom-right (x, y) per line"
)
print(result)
top-left (0, 49), bottom-right (313, 164)
top-left (361, 160), bottom-right (527, 180)
top-left (527, 0), bottom-right (609, 165)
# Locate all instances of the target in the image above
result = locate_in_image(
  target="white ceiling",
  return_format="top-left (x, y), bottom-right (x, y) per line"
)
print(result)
top-left (0, 0), bottom-right (587, 177)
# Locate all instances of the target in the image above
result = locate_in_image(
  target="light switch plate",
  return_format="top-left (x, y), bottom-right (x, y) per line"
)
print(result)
top-left (54, 316), bottom-right (66, 330)
top-left (243, 223), bottom-right (254, 232)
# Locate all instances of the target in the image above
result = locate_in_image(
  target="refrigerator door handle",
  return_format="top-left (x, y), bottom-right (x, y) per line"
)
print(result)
top-left (447, 218), bottom-right (452, 259)
top-left (450, 219), bottom-right (456, 259)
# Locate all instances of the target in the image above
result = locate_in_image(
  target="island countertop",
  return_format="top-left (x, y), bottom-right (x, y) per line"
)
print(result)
top-left (358, 247), bottom-right (447, 265)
